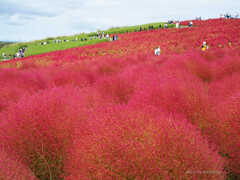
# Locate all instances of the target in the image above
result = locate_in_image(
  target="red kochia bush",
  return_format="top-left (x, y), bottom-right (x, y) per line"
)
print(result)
top-left (208, 93), bottom-right (240, 176)
top-left (51, 64), bottom-right (97, 88)
top-left (182, 52), bottom-right (213, 82)
top-left (211, 52), bottom-right (240, 80)
top-left (128, 68), bottom-right (211, 131)
top-left (0, 86), bottom-right (104, 179)
top-left (209, 72), bottom-right (240, 105)
top-left (94, 73), bottom-right (135, 104)
top-left (0, 149), bottom-right (38, 180)
top-left (0, 68), bottom-right (52, 111)
top-left (65, 105), bottom-right (225, 180)
top-left (0, 68), bottom-right (51, 93)
top-left (0, 85), bottom-right (27, 112)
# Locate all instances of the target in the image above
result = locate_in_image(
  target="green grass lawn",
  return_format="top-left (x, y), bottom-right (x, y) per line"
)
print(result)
top-left (24, 39), bottom-right (107, 57)
top-left (0, 38), bottom-right (108, 61)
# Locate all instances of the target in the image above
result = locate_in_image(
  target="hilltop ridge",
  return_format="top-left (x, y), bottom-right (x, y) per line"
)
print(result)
top-left (0, 21), bottom-right (174, 61)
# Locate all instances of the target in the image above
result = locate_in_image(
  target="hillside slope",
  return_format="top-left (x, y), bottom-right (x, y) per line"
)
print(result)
top-left (0, 22), bottom-right (171, 61)
top-left (0, 18), bottom-right (240, 180)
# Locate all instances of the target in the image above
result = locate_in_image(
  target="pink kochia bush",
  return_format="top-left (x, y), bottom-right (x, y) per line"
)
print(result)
top-left (209, 72), bottom-right (240, 104)
top-left (207, 73), bottom-right (240, 175)
top-left (51, 64), bottom-right (97, 88)
top-left (94, 74), bottom-right (135, 104)
top-left (208, 93), bottom-right (240, 175)
top-left (128, 67), bottom-right (211, 131)
top-left (0, 68), bottom-right (51, 112)
top-left (65, 105), bottom-right (225, 180)
top-left (0, 149), bottom-right (38, 180)
top-left (0, 86), bottom-right (104, 179)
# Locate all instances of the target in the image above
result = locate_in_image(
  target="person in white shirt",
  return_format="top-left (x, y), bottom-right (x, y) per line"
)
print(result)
top-left (189, 21), bottom-right (193, 27)
top-left (2, 53), bottom-right (6, 59)
top-left (176, 22), bottom-right (180, 28)
top-left (154, 46), bottom-right (161, 56)
top-left (201, 41), bottom-right (209, 51)
top-left (106, 34), bottom-right (110, 39)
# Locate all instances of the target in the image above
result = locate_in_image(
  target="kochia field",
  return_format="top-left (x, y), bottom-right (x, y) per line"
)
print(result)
top-left (0, 18), bottom-right (240, 180)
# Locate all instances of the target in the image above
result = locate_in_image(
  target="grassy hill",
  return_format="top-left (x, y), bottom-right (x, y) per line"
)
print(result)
top-left (0, 41), bottom-right (15, 49)
top-left (0, 22), bottom-right (174, 61)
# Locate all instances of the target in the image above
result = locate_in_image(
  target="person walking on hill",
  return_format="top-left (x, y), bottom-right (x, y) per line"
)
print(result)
top-left (2, 52), bottom-right (6, 59)
top-left (189, 21), bottom-right (193, 27)
top-left (176, 21), bottom-right (180, 28)
top-left (201, 41), bottom-right (208, 51)
top-left (109, 34), bottom-right (113, 41)
top-left (154, 46), bottom-right (161, 56)
top-left (228, 40), bottom-right (232, 47)
top-left (112, 34), bottom-right (118, 41)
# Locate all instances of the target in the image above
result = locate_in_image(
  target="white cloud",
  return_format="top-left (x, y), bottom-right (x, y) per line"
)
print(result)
top-left (84, 0), bottom-right (120, 7)
top-left (0, 0), bottom-right (239, 41)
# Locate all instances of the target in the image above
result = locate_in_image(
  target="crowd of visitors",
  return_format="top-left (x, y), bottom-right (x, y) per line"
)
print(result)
top-left (1, 47), bottom-right (26, 60)
top-left (2, 19), bottom-right (224, 61)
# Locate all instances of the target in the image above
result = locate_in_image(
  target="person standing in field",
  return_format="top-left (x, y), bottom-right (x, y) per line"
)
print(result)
top-left (189, 21), bottom-right (193, 27)
top-left (154, 46), bottom-right (161, 56)
top-left (228, 40), bottom-right (232, 47)
top-left (201, 41), bottom-right (208, 51)
top-left (2, 52), bottom-right (6, 59)
top-left (176, 21), bottom-right (180, 28)
top-left (112, 34), bottom-right (118, 41)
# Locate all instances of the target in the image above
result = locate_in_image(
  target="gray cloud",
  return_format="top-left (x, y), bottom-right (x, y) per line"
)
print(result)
top-left (0, 0), bottom-right (239, 41)
top-left (0, 1), bottom-right (56, 17)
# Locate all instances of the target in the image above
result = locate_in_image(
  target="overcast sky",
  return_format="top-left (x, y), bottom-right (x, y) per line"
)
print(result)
top-left (0, 0), bottom-right (239, 42)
